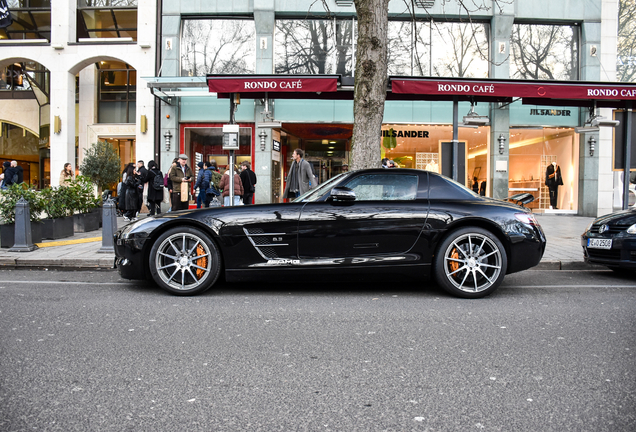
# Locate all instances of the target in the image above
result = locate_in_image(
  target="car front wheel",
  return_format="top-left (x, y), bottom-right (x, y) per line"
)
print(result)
top-left (149, 226), bottom-right (221, 295)
top-left (434, 227), bottom-right (508, 299)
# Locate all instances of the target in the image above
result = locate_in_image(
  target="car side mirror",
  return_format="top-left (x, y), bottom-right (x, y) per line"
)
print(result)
top-left (330, 186), bottom-right (356, 201)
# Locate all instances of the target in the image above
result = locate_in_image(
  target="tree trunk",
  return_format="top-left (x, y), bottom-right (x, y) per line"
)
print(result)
top-left (351, 0), bottom-right (390, 170)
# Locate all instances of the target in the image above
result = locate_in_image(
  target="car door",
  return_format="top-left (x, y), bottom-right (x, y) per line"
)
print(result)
top-left (297, 171), bottom-right (429, 259)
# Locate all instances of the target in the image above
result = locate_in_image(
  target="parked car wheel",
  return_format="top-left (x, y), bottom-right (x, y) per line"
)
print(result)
top-left (434, 227), bottom-right (508, 299)
top-left (149, 227), bottom-right (221, 295)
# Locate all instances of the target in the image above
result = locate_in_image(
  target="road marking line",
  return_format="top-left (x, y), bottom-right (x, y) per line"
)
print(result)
top-left (35, 237), bottom-right (102, 247)
top-left (0, 280), bottom-right (130, 285)
top-left (503, 285), bottom-right (636, 288)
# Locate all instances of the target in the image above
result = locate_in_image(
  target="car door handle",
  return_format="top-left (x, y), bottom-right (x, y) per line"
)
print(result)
top-left (353, 243), bottom-right (379, 249)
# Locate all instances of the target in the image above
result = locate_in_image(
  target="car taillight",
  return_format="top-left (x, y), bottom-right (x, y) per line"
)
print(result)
top-left (515, 213), bottom-right (538, 226)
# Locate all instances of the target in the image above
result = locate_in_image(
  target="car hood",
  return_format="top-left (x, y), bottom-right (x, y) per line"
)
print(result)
top-left (594, 208), bottom-right (636, 227)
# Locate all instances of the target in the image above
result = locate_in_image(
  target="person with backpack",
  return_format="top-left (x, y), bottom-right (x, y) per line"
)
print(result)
top-left (146, 160), bottom-right (163, 216)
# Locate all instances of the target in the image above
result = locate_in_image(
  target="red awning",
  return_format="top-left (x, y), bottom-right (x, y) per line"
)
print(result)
top-left (207, 75), bottom-right (339, 94)
top-left (390, 77), bottom-right (636, 108)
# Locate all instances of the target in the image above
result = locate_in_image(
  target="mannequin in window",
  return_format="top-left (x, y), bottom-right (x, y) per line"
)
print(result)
top-left (545, 162), bottom-right (563, 209)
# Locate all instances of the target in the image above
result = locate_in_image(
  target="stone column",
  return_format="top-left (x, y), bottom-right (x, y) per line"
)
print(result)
top-left (578, 21), bottom-right (602, 217)
top-left (253, 3), bottom-right (275, 204)
top-left (488, 14), bottom-right (513, 199)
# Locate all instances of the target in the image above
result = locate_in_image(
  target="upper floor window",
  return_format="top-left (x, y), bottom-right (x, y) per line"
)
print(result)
top-left (617, 0), bottom-right (635, 82)
top-left (181, 19), bottom-right (255, 76)
top-left (0, 0), bottom-right (51, 41)
top-left (510, 23), bottom-right (579, 81)
top-left (97, 61), bottom-right (136, 123)
top-left (388, 20), bottom-right (489, 78)
top-left (77, 0), bottom-right (137, 41)
top-left (275, 18), bottom-right (355, 76)
top-left (0, 61), bottom-right (50, 103)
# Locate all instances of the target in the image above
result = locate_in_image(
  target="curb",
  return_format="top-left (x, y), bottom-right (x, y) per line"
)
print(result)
top-left (535, 260), bottom-right (606, 271)
top-left (0, 257), bottom-right (115, 270)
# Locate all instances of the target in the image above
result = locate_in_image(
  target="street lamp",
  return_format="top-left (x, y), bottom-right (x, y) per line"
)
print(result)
top-left (498, 133), bottom-right (506, 155)
top-left (259, 130), bottom-right (267, 151)
top-left (164, 130), bottom-right (172, 152)
top-left (588, 135), bottom-right (596, 157)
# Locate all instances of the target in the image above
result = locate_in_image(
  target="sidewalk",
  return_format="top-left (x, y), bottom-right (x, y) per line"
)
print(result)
top-left (0, 213), bottom-right (596, 271)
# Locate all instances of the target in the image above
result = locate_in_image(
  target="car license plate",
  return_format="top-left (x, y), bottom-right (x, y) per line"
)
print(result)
top-left (587, 238), bottom-right (612, 249)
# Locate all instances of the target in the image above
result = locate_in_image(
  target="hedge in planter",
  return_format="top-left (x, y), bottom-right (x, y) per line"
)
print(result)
top-left (40, 187), bottom-right (74, 240)
top-left (0, 183), bottom-right (44, 248)
top-left (67, 176), bottom-right (101, 233)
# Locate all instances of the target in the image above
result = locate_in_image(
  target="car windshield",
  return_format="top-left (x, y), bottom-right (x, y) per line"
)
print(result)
top-left (294, 173), bottom-right (349, 202)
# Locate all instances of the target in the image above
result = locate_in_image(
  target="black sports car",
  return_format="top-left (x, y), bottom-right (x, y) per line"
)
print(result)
top-left (114, 169), bottom-right (546, 298)
top-left (581, 208), bottom-right (636, 272)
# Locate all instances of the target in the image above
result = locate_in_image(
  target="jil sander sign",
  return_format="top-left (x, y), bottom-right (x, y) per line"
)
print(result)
top-left (208, 77), bottom-right (338, 93)
top-left (530, 109), bottom-right (571, 116)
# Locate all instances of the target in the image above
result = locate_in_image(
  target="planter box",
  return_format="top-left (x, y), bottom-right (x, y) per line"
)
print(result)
top-left (73, 211), bottom-right (100, 233)
top-left (41, 216), bottom-right (74, 240)
top-left (0, 222), bottom-right (43, 248)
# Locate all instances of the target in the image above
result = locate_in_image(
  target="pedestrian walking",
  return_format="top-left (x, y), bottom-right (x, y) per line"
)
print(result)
top-left (146, 160), bottom-right (163, 216)
top-left (59, 162), bottom-right (74, 187)
top-left (123, 164), bottom-right (140, 221)
top-left (219, 165), bottom-right (243, 206)
top-left (165, 158), bottom-right (178, 212)
top-left (239, 160), bottom-right (257, 205)
top-left (11, 160), bottom-right (23, 184)
top-left (1, 161), bottom-right (17, 190)
top-left (283, 148), bottom-right (315, 201)
top-left (136, 160), bottom-right (148, 216)
top-left (169, 154), bottom-right (194, 211)
top-left (194, 161), bottom-right (206, 209)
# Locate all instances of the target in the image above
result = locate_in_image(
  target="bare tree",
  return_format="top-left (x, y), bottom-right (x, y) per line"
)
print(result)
top-left (275, 19), bottom-right (353, 76)
top-left (181, 20), bottom-right (255, 76)
top-left (432, 22), bottom-right (488, 78)
top-left (617, 0), bottom-right (636, 82)
top-left (510, 24), bottom-right (577, 80)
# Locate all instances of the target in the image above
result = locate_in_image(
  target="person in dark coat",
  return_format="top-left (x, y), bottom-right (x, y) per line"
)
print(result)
top-left (194, 161), bottom-right (206, 209)
top-left (146, 160), bottom-right (163, 216)
top-left (136, 160), bottom-right (148, 215)
top-left (239, 160), bottom-right (257, 205)
top-left (123, 164), bottom-right (140, 221)
top-left (11, 161), bottom-right (23, 184)
top-left (1, 161), bottom-right (17, 189)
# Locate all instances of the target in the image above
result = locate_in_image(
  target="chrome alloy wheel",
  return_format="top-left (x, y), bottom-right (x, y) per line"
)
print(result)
top-left (442, 233), bottom-right (503, 293)
top-left (154, 232), bottom-right (213, 291)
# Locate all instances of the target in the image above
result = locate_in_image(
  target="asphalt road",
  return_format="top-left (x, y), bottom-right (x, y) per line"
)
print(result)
top-left (0, 269), bottom-right (635, 432)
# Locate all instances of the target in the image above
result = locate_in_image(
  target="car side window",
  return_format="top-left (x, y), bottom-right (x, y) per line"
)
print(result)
top-left (343, 174), bottom-right (419, 201)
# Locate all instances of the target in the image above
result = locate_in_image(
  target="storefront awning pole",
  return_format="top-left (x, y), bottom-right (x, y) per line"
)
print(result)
top-left (623, 101), bottom-right (632, 210)
top-left (229, 93), bottom-right (236, 206)
top-left (452, 97), bottom-right (459, 181)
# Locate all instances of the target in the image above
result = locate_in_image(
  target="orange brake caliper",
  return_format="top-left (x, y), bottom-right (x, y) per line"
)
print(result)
top-left (449, 248), bottom-right (460, 273)
top-left (195, 244), bottom-right (208, 279)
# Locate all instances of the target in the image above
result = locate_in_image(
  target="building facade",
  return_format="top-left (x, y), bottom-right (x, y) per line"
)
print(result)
top-left (1, 0), bottom-right (631, 216)
top-left (0, 0), bottom-right (157, 188)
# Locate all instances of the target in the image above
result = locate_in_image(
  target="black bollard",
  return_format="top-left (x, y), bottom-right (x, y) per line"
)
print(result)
top-left (9, 197), bottom-right (38, 252)
top-left (98, 198), bottom-right (117, 253)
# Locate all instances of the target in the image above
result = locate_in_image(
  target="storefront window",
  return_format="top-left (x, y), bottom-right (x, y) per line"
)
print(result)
top-left (0, 61), bottom-right (50, 100)
top-left (97, 61), bottom-right (136, 123)
top-left (275, 18), bottom-right (355, 76)
top-left (181, 19), bottom-right (256, 76)
top-left (0, 122), bottom-right (40, 187)
top-left (509, 128), bottom-right (579, 211)
top-left (510, 24), bottom-right (579, 81)
top-left (183, 126), bottom-right (252, 173)
top-left (0, 0), bottom-right (51, 41)
top-left (77, 0), bottom-right (138, 41)
top-left (381, 124), bottom-right (490, 192)
top-left (388, 20), bottom-right (489, 78)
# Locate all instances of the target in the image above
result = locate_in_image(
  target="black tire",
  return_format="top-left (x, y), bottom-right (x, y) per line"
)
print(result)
top-left (149, 226), bottom-right (221, 295)
top-left (434, 227), bottom-right (508, 299)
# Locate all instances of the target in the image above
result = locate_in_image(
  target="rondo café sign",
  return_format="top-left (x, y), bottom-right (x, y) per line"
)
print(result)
top-left (391, 79), bottom-right (636, 100)
top-left (208, 76), bottom-right (338, 94)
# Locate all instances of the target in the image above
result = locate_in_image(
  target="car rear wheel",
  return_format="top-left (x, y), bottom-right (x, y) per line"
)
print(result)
top-left (149, 226), bottom-right (221, 295)
top-left (434, 227), bottom-right (507, 299)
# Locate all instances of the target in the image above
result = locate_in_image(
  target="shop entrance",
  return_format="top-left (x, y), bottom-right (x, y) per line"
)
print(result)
top-left (279, 123), bottom-right (352, 188)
